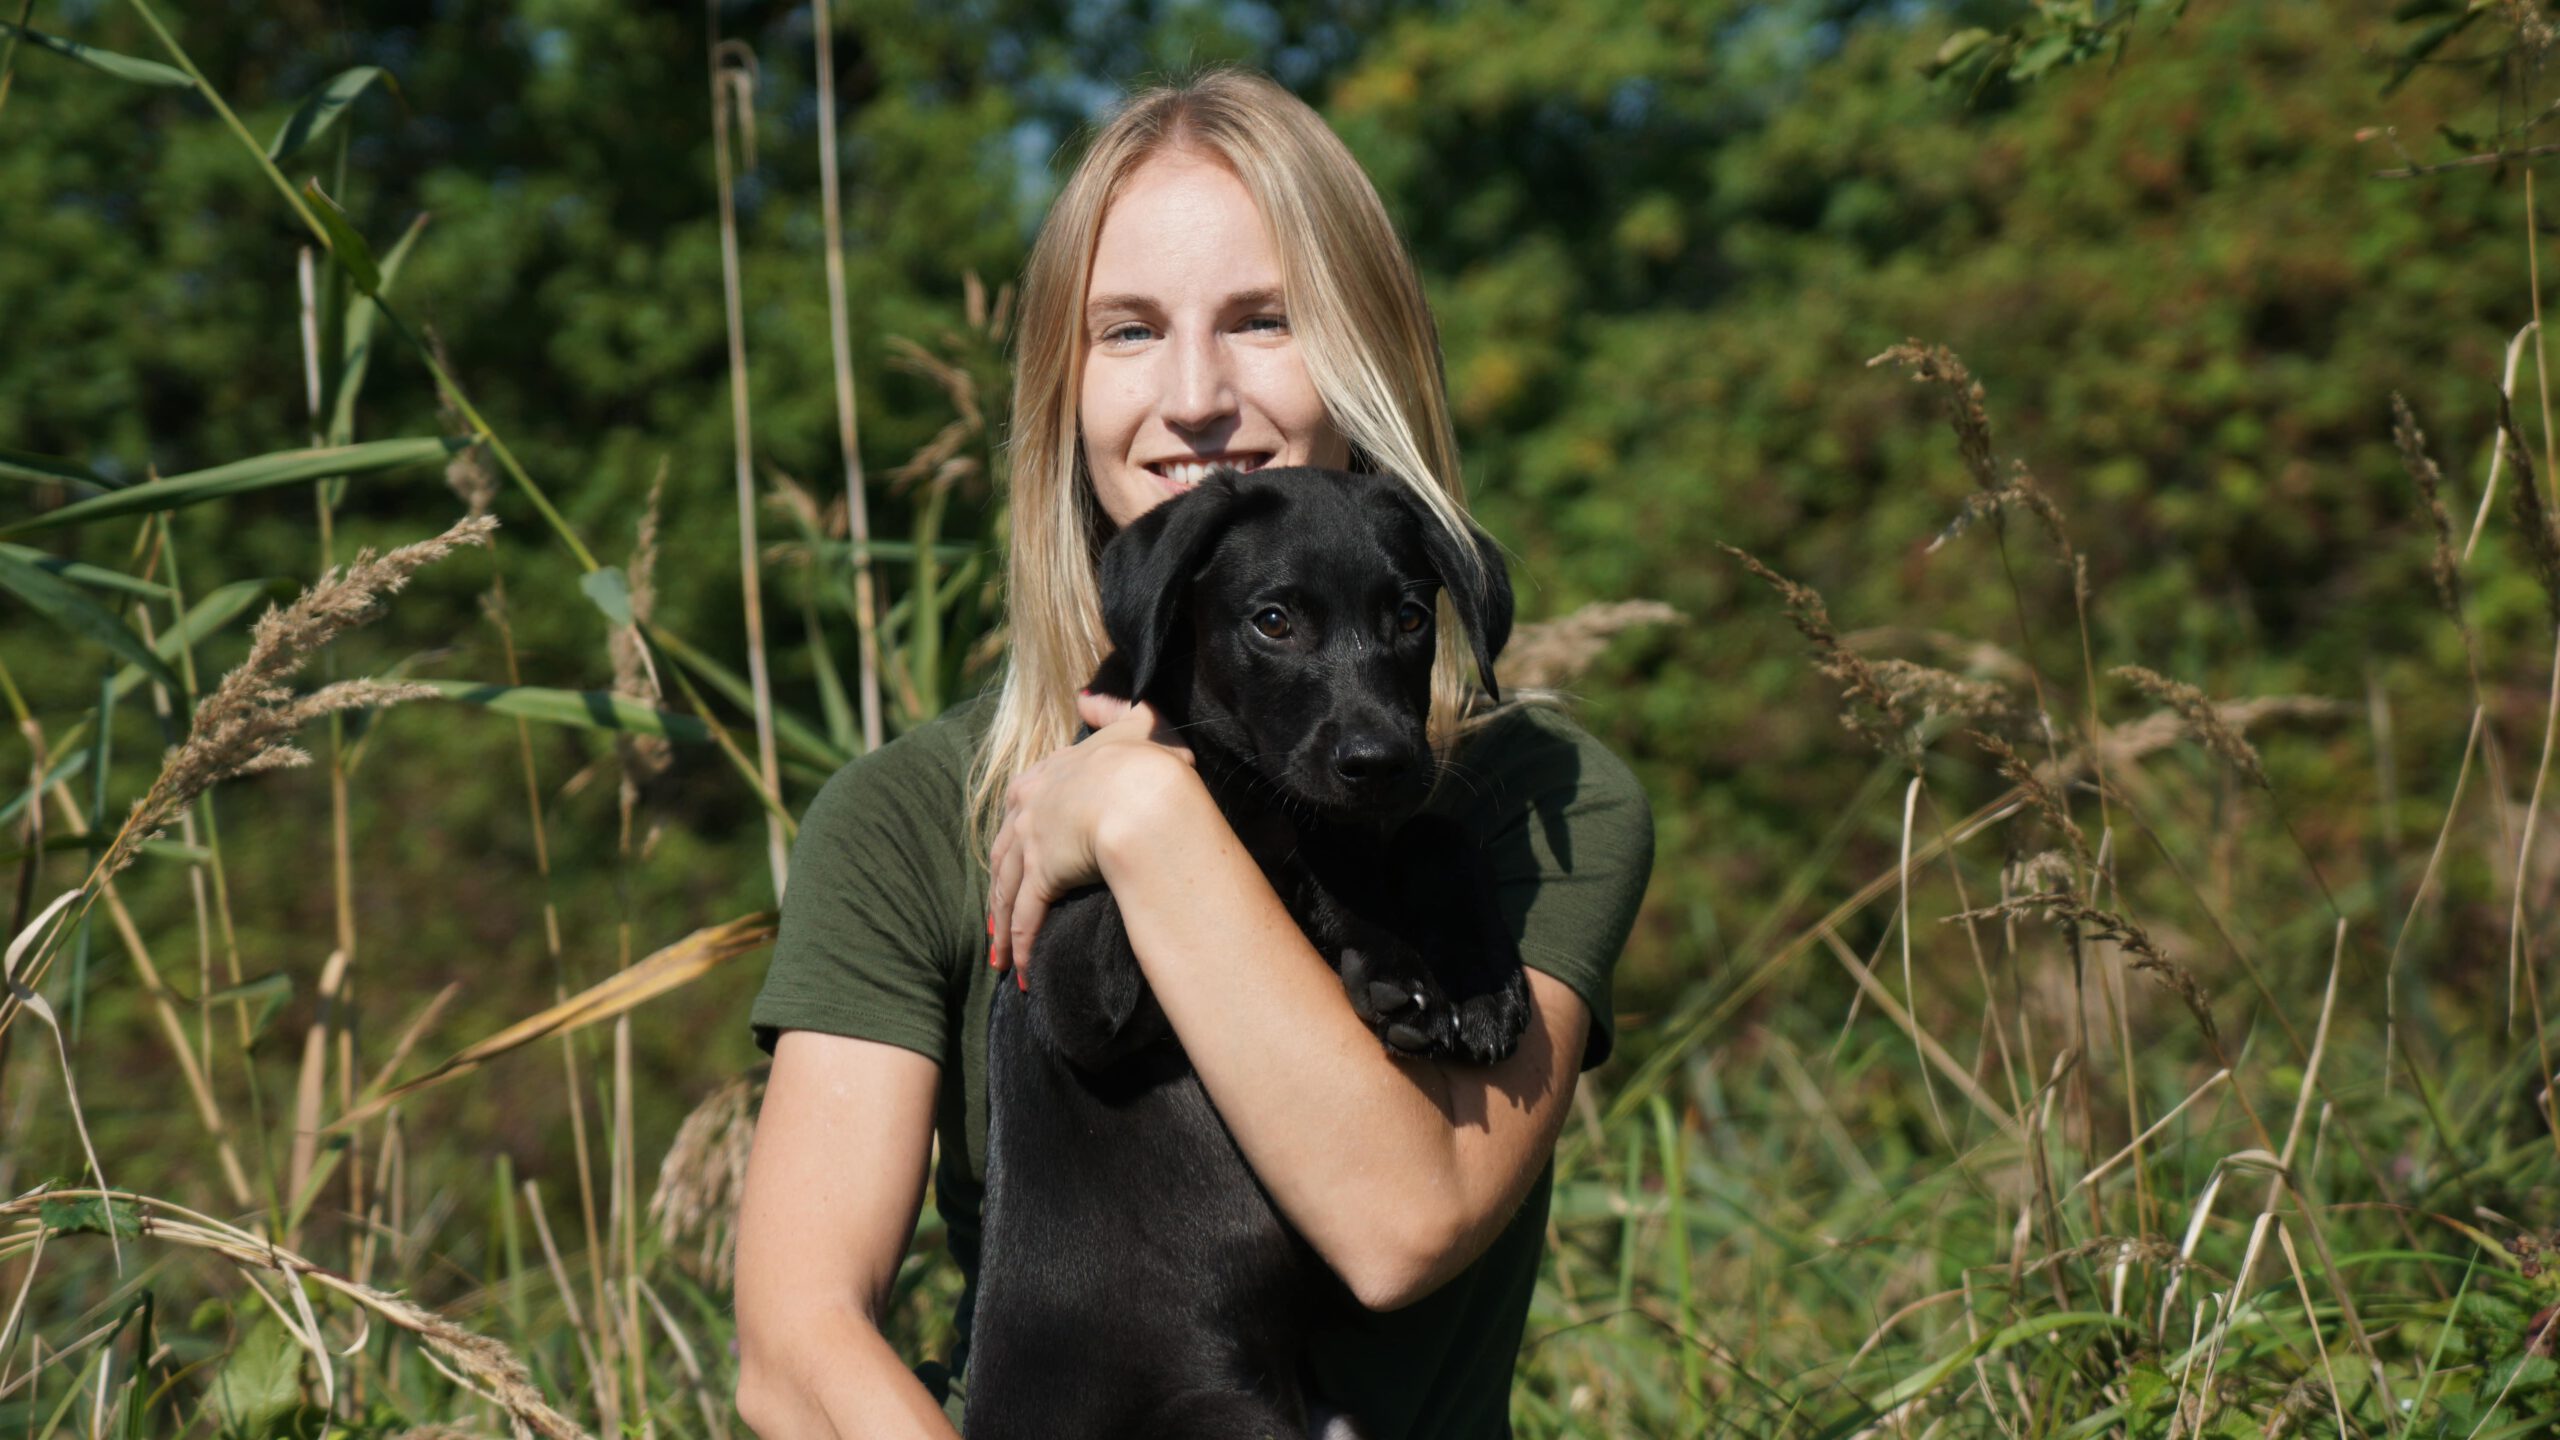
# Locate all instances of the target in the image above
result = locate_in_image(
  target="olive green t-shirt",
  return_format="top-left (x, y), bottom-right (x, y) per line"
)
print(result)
top-left (749, 688), bottom-right (1655, 1439)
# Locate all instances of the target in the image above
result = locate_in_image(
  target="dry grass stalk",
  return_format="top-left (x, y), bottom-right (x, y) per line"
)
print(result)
top-left (331, 912), bottom-right (775, 1131)
top-left (648, 1070), bottom-right (764, 1289)
top-left (1502, 600), bottom-right (1683, 689)
top-left (7, 1188), bottom-right (591, 1440)
top-left (610, 465), bottom-right (671, 798)
top-left (1721, 545), bottom-right (1914, 762)
top-left (2501, 393), bottom-right (2560, 627)
top-left (2111, 665), bottom-right (2272, 791)
top-left (1949, 888), bottom-right (2220, 1048)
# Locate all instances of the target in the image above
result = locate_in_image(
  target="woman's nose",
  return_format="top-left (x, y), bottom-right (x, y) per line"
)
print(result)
top-left (1160, 329), bottom-right (1237, 433)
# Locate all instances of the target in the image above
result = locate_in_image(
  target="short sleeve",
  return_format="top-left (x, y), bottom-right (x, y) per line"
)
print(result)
top-left (749, 718), bottom-right (978, 1062)
top-left (1455, 705), bottom-right (1655, 1071)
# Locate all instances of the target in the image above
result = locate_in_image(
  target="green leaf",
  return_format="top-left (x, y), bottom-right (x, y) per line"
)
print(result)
top-left (0, 445), bottom-right (115, 491)
top-left (1925, 28), bottom-right (1993, 78)
top-left (582, 565), bottom-right (635, 627)
top-left (0, 437), bottom-right (464, 539)
top-left (267, 65), bottom-right (395, 164)
top-left (2009, 29), bottom-right (2079, 80)
top-left (202, 973), bottom-right (294, 1046)
top-left (2387, 9), bottom-right (2478, 94)
top-left (37, 1193), bottom-right (141, 1237)
top-left (0, 21), bottom-right (190, 87)
top-left (208, 1318), bottom-right (306, 1440)
top-left (0, 547), bottom-right (182, 694)
top-left (649, 624), bottom-right (849, 769)
top-left (327, 214), bottom-right (430, 447)
top-left (300, 178), bottom-right (381, 294)
top-left (0, 545), bottom-right (174, 601)
top-left (413, 678), bottom-right (713, 744)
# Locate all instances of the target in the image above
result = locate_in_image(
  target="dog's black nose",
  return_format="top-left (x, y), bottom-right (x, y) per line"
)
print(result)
top-left (1332, 735), bottom-right (1414, 785)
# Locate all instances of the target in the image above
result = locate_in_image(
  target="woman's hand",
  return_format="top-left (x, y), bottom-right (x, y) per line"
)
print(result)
top-left (986, 690), bottom-right (1197, 986)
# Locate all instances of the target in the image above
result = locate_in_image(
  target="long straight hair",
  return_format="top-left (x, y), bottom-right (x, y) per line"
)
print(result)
top-left (967, 66), bottom-right (1500, 859)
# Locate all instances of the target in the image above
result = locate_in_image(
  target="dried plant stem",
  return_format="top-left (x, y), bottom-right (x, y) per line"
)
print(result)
top-left (709, 21), bottom-right (788, 902)
top-left (2462, 321), bottom-right (2540, 560)
top-left (812, 0), bottom-right (884, 754)
top-left (10, 1187), bottom-right (592, 1439)
top-left (35, 785), bottom-right (252, 1207)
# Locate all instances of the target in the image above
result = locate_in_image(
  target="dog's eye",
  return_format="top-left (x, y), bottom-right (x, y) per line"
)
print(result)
top-left (1252, 607), bottom-right (1292, 640)
top-left (1397, 600), bottom-right (1432, 634)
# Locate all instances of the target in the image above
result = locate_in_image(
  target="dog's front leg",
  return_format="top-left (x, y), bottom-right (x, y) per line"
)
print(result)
top-left (1315, 818), bottom-right (1531, 1067)
top-left (1025, 885), bottom-right (1169, 1071)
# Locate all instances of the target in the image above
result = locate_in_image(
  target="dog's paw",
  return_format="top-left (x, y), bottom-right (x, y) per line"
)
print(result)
top-left (1341, 948), bottom-right (1529, 1065)
top-left (1446, 962), bottom-right (1533, 1066)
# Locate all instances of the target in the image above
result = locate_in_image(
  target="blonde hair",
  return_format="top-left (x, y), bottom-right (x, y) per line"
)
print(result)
top-left (967, 65), bottom-right (1502, 859)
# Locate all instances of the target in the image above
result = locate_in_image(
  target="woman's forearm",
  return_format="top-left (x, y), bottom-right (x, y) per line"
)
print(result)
top-left (1093, 760), bottom-right (1575, 1309)
top-left (737, 1304), bottom-right (958, 1440)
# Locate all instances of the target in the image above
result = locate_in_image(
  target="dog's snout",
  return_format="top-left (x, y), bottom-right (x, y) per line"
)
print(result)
top-left (1332, 733), bottom-right (1416, 786)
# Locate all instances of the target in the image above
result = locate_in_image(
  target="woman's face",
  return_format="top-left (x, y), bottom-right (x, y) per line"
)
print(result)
top-left (1079, 147), bottom-right (1351, 531)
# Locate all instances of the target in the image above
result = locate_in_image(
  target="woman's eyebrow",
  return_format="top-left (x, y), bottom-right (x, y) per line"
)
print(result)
top-left (1084, 286), bottom-right (1285, 320)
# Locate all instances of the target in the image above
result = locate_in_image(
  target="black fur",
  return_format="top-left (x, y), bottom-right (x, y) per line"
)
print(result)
top-left (965, 467), bottom-right (1530, 1440)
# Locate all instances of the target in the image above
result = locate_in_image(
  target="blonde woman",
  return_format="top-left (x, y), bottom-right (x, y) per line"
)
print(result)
top-left (734, 66), bottom-right (1653, 1440)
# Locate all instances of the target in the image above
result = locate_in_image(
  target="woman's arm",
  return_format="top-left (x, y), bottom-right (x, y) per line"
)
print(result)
top-left (1096, 755), bottom-right (1586, 1311)
top-left (986, 697), bottom-right (1590, 1311)
top-left (735, 1030), bottom-right (958, 1440)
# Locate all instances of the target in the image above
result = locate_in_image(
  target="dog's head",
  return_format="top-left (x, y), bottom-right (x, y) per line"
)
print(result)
top-left (1090, 466), bottom-right (1512, 824)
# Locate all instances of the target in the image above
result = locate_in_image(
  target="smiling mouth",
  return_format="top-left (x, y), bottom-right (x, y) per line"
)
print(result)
top-left (1146, 454), bottom-right (1273, 487)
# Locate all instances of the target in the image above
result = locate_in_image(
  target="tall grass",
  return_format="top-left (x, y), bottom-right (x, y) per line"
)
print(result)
top-left (8, 4), bottom-right (2560, 1440)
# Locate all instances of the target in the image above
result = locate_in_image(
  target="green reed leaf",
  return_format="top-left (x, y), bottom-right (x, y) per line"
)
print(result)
top-left (413, 678), bottom-right (712, 744)
top-left (0, 437), bottom-right (465, 539)
top-left (0, 21), bottom-right (189, 87)
top-left (0, 547), bottom-right (181, 693)
top-left (267, 64), bottom-right (395, 163)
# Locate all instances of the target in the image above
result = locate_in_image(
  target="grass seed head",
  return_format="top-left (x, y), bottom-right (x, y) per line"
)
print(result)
top-left (2391, 392), bottom-right (2468, 626)
top-left (2499, 393), bottom-right (2560, 628)
top-left (1721, 544), bottom-right (1916, 764)
top-left (1503, 599), bottom-right (1684, 689)
top-left (102, 515), bottom-right (499, 885)
top-left (1871, 339), bottom-right (1998, 492)
top-left (1976, 731), bottom-right (2087, 857)
top-left (2112, 664), bottom-right (2272, 791)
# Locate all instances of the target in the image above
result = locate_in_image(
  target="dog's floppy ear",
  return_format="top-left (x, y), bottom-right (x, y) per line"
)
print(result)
top-left (1098, 476), bottom-right (1255, 700)
top-left (1412, 494), bottom-right (1514, 703)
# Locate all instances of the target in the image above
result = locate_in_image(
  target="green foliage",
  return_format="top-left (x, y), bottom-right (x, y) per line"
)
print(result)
top-left (13, 0), bottom-right (2560, 1436)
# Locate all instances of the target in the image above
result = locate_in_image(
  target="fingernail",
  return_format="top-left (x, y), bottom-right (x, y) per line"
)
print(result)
top-left (1017, 969), bottom-right (1028, 993)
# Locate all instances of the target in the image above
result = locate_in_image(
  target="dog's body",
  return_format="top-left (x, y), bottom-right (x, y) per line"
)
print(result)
top-left (964, 468), bottom-right (1529, 1440)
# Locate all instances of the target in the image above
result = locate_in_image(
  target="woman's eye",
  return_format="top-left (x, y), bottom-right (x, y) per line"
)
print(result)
top-left (1252, 607), bottom-right (1292, 640)
top-left (1398, 600), bottom-right (1431, 634)
top-left (1243, 313), bottom-right (1288, 333)
top-left (1104, 322), bottom-right (1155, 344)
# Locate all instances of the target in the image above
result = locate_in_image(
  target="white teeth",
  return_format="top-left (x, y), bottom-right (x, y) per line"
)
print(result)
top-left (1156, 457), bottom-right (1265, 487)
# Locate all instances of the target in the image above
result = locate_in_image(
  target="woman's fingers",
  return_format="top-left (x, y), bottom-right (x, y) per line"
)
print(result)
top-left (1007, 882), bottom-right (1054, 990)
top-left (1076, 688), bottom-right (1134, 731)
top-left (987, 813), bottom-right (1023, 975)
top-left (1078, 691), bottom-right (1193, 762)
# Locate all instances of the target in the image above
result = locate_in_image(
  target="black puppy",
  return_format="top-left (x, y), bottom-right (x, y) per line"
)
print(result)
top-left (964, 467), bottom-right (1532, 1440)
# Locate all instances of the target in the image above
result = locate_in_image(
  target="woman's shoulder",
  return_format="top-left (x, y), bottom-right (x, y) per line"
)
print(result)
top-left (1440, 695), bottom-right (1651, 828)
top-left (803, 689), bottom-right (998, 828)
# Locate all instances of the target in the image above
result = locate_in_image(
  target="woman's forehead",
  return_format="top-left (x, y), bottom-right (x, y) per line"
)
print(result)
top-left (1088, 150), bottom-right (1284, 297)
